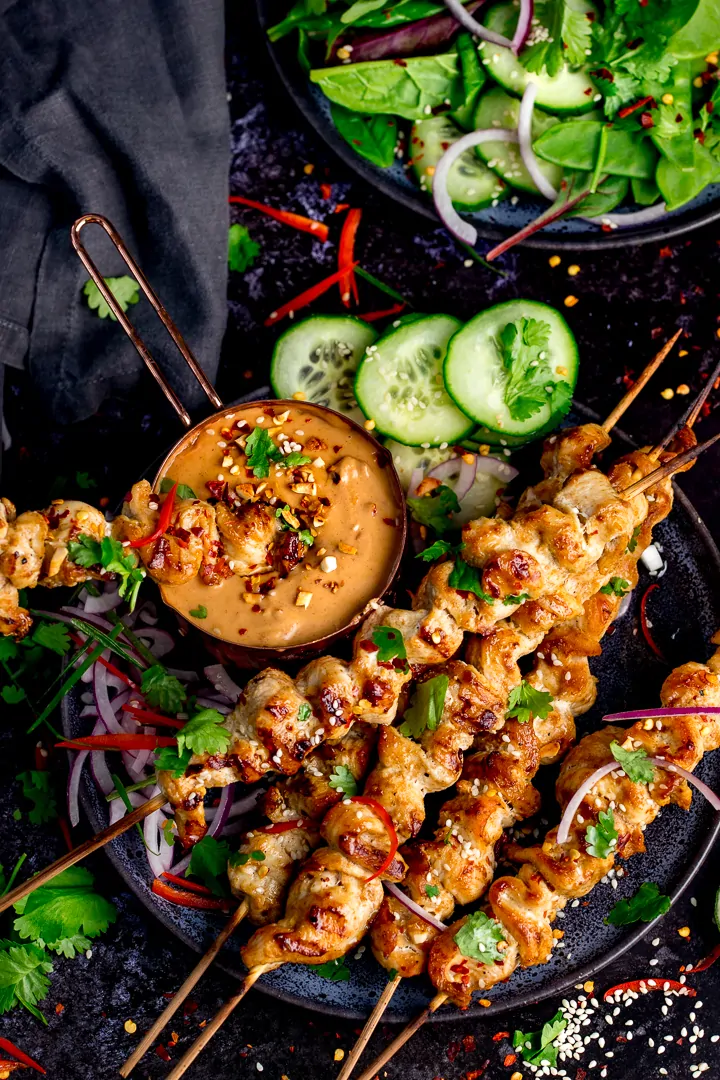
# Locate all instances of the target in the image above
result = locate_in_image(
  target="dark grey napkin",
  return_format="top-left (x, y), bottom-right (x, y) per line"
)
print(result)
top-left (0, 0), bottom-right (229, 423)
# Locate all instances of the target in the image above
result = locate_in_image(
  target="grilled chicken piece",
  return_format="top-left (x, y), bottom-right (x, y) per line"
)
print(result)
top-left (425, 638), bottom-right (720, 1008)
top-left (215, 501), bottom-right (281, 577)
top-left (241, 847), bottom-right (384, 968)
top-left (322, 660), bottom-right (505, 876)
top-left (40, 500), bottom-right (107, 588)
top-left (230, 723), bottom-right (377, 925)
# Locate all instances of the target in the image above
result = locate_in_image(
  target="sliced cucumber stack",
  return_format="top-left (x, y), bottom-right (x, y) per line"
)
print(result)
top-left (479, 1), bottom-right (597, 114)
top-left (411, 116), bottom-right (507, 211)
top-left (473, 87), bottom-right (563, 195)
top-left (354, 315), bottom-right (474, 446)
top-left (270, 315), bottom-right (377, 423)
top-left (444, 299), bottom-right (579, 438)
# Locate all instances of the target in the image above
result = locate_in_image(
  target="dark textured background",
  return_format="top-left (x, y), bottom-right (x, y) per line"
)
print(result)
top-left (2, 4), bottom-right (720, 1078)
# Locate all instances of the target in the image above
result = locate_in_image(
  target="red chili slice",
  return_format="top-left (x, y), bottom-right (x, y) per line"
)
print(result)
top-left (0, 1039), bottom-right (46, 1074)
top-left (348, 795), bottom-right (399, 882)
top-left (338, 208), bottom-right (362, 307)
top-left (122, 704), bottom-right (185, 729)
top-left (687, 942), bottom-right (720, 973)
top-left (357, 302), bottom-right (406, 322)
top-left (161, 872), bottom-right (214, 895)
top-left (228, 195), bottom-right (329, 242)
top-left (264, 262), bottom-right (359, 327)
top-left (56, 733), bottom-right (177, 751)
top-left (128, 483), bottom-right (178, 549)
top-left (640, 583), bottom-right (666, 661)
top-left (151, 878), bottom-right (230, 910)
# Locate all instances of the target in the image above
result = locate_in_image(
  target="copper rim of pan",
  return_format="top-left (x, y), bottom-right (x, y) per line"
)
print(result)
top-left (70, 214), bottom-right (408, 654)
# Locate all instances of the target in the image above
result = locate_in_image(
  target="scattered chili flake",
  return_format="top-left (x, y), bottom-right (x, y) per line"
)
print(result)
top-left (155, 1045), bottom-right (171, 1062)
top-left (55, 1003), bottom-right (64, 1014)
top-left (503, 1053), bottom-right (517, 1067)
top-left (678, 925), bottom-right (691, 937)
top-left (492, 1031), bottom-right (510, 1042)
top-left (618, 95), bottom-right (655, 119)
top-left (447, 1041), bottom-right (462, 1062)
top-left (465, 1061), bottom-right (490, 1080)
top-left (564, 295), bottom-right (579, 307)
top-left (462, 1035), bottom-right (476, 1053)
top-left (659, 246), bottom-right (673, 258)
top-left (320, 183), bottom-right (332, 200)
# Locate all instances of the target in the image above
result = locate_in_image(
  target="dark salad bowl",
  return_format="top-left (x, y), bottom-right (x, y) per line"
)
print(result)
top-left (255, 0), bottom-right (720, 251)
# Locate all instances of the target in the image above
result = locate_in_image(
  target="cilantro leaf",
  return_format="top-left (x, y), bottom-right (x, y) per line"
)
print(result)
top-left (522, 0), bottom-right (565, 78)
top-left (416, 539), bottom-right (463, 563)
top-left (177, 709), bottom-right (232, 757)
top-left (47, 933), bottom-right (92, 959)
top-left (298, 529), bottom-right (315, 548)
top-left (229, 849), bottom-right (266, 867)
top-left (1, 685), bottom-right (26, 705)
top-left (15, 771), bottom-right (58, 825)
top-left (309, 956), bottom-right (351, 981)
top-left (425, 884), bottom-right (440, 898)
top-left (600, 577), bottom-right (630, 597)
top-left (453, 911), bottom-right (506, 963)
top-left (502, 592), bottom-right (531, 606)
top-left (0, 638), bottom-right (19, 662)
top-left (189, 605), bottom-right (208, 619)
top-left (13, 866), bottom-right (116, 951)
top-left (328, 764), bottom-right (358, 797)
top-left (67, 534), bottom-right (146, 611)
top-left (513, 1009), bottom-right (567, 1068)
top-left (141, 665), bottom-right (187, 713)
top-left (610, 740), bottom-right (655, 784)
top-left (506, 680), bottom-right (554, 725)
top-left (75, 470), bottom-right (97, 490)
top-left (0, 942), bottom-right (53, 1022)
top-left (496, 317), bottom-right (561, 423)
top-left (159, 477), bottom-right (197, 500)
top-left (371, 626), bottom-right (408, 665)
top-left (627, 524), bottom-right (642, 554)
top-left (605, 881), bottom-right (671, 927)
top-left (82, 276), bottom-right (140, 321)
top-left (187, 835), bottom-right (232, 897)
top-left (407, 484), bottom-right (460, 535)
top-left (277, 452), bottom-right (313, 469)
top-left (228, 223), bottom-right (261, 273)
top-left (162, 819), bottom-right (176, 846)
top-left (298, 702), bottom-right (312, 723)
top-left (154, 745), bottom-right (192, 777)
top-left (399, 675), bottom-right (449, 740)
top-left (31, 621), bottom-right (72, 656)
top-left (448, 557), bottom-right (494, 603)
top-left (245, 426), bottom-right (283, 479)
top-left (585, 808), bottom-right (618, 859)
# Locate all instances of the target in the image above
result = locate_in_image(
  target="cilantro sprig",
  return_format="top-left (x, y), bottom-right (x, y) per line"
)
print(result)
top-left (67, 534), bottom-right (146, 611)
top-left (229, 849), bottom-right (267, 868)
top-left (605, 882), bottom-right (671, 927)
top-left (277, 452), bottom-right (312, 469)
top-left (328, 765), bottom-right (358, 797)
top-left (188, 836), bottom-right (232, 897)
top-left (506, 681), bottom-right (554, 725)
top-left (513, 1009), bottom-right (568, 1068)
top-left (398, 675), bottom-right (449, 740)
top-left (585, 808), bottom-right (618, 860)
top-left (141, 664), bottom-right (187, 714)
top-left (159, 477), bottom-right (197, 500)
top-left (245, 426), bottom-right (283, 478)
top-left (407, 484), bottom-right (460, 535)
top-left (82, 276), bottom-right (139, 321)
top-left (610, 740), bottom-right (655, 784)
top-left (371, 626), bottom-right (408, 666)
top-left (176, 708), bottom-right (232, 757)
top-left (600, 577), bottom-right (630, 597)
top-left (416, 539), bottom-right (460, 563)
top-left (453, 911), bottom-right (506, 963)
top-left (228, 223), bottom-right (261, 273)
top-left (15, 771), bottom-right (58, 825)
top-left (496, 317), bottom-right (572, 424)
top-left (309, 956), bottom-right (351, 981)
top-left (448, 557), bottom-right (494, 603)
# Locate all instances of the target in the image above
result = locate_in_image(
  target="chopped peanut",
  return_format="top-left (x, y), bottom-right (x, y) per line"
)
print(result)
top-left (321, 556), bottom-right (338, 573)
top-left (295, 591), bottom-right (313, 608)
top-left (338, 542), bottom-right (358, 555)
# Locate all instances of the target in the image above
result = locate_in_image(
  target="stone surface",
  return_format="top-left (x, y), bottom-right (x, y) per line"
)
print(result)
top-left (2, 4), bottom-right (720, 1078)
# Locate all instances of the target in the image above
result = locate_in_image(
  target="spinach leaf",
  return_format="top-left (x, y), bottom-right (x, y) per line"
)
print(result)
top-left (649, 63), bottom-right (694, 172)
top-left (353, 0), bottom-right (444, 26)
top-left (564, 171), bottom-right (629, 218)
top-left (451, 33), bottom-right (486, 129)
top-left (310, 53), bottom-right (463, 120)
top-left (533, 122), bottom-right (658, 179)
top-left (331, 103), bottom-right (398, 167)
top-left (657, 141), bottom-right (720, 210)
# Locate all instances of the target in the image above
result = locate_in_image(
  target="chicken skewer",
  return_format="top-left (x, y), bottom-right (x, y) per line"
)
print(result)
top-left (354, 637), bottom-right (720, 1080)
top-left (120, 722), bottom-right (377, 1077)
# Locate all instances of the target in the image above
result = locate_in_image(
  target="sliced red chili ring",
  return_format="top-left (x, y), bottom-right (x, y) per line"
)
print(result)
top-left (348, 795), bottom-right (399, 883)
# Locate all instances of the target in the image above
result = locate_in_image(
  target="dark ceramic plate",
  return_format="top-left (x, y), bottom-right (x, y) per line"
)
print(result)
top-left (62, 398), bottom-right (720, 1022)
top-left (254, 0), bottom-right (720, 252)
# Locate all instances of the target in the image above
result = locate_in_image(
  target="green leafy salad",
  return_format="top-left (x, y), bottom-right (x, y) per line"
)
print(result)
top-left (269, 0), bottom-right (720, 248)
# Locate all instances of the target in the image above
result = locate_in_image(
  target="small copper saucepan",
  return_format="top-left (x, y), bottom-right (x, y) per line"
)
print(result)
top-left (71, 214), bottom-right (407, 669)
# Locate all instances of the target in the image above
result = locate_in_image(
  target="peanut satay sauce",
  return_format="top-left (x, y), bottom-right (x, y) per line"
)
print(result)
top-left (156, 402), bottom-right (404, 647)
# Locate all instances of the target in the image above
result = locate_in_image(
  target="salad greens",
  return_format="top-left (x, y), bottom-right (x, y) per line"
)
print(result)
top-left (275, 0), bottom-right (720, 236)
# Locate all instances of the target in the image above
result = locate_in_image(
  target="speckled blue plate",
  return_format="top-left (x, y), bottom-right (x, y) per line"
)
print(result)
top-left (254, 0), bottom-right (720, 252)
top-left (62, 399), bottom-right (720, 1021)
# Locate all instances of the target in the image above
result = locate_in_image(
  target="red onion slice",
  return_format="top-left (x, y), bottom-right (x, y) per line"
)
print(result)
top-left (475, 455), bottom-right (518, 482)
top-left (195, 696), bottom-right (231, 714)
top-left (603, 707), bottom-right (720, 722)
top-left (434, 129), bottom-right (519, 245)
top-left (385, 881), bottom-right (448, 933)
top-left (67, 750), bottom-right (89, 827)
top-left (428, 455), bottom-right (477, 501)
top-left (557, 761), bottom-right (620, 845)
top-left (83, 586), bottom-right (123, 615)
top-left (93, 663), bottom-right (125, 734)
top-left (442, 0), bottom-right (513, 46)
top-left (208, 784), bottom-right (235, 838)
top-left (590, 204), bottom-right (668, 229)
top-left (511, 0), bottom-right (533, 52)
top-left (649, 757), bottom-right (720, 812)
top-left (109, 788), bottom-right (146, 825)
top-left (204, 664), bottom-right (242, 702)
top-left (518, 83), bottom-right (558, 201)
top-left (144, 789), bottom-right (175, 876)
top-left (408, 467), bottom-right (424, 498)
top-left (134, 627), bottom-right (174, 658)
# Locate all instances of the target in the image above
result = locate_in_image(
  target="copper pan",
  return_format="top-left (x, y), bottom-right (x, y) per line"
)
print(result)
top-left (70, 214), bottom-right (407, 668)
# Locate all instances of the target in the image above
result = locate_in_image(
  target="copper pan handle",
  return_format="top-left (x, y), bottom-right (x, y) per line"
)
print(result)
top-left (70, 213), bottom-right (224, 427)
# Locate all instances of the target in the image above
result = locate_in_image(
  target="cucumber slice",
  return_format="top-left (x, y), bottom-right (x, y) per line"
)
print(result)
top-left (411, 116), bottom-right (507, 210)
top-left (444, 299), bottom-right (579, 437)
top-left (473, 87), bottom-right (563, 194)
top-left (479, 1), bottom-right (596, 114)
top-left (466, 425), bottom-right (537, 449)
top-left (385, 439), bottom-right (507, 521)
top-left (270, 315), bottom-right (376, 423)
top-left (354, 315), bottom-right (474, 446)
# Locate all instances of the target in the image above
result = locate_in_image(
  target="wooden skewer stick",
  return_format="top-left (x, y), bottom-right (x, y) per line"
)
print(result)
top-left (164, 962), bottom-right (281, 1080)
top-left (622, 430), bottom-right (720, 500)
top-left (0, 792), bottom-right (166, 916)
top-left (336, 976), bottom-right (402, 1080)
top-left (602, 330), bottom-right (682, 433)
top-left (649, 353), bottom-right (720, 460)
top-left (353, 992), bottom-right (448, 1080)
top-left (119, 900), bottom-right (249, 1077)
